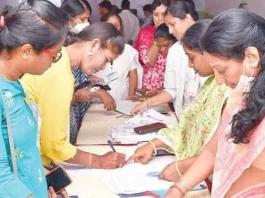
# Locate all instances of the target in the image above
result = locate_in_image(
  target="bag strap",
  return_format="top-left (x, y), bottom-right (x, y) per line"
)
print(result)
top-left (1, 92), bottom-right (18, 176)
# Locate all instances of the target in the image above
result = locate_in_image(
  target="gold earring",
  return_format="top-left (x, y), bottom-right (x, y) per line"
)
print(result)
top-left (252, 61), bottom-right (258, 68)
top-left (88, 49), bottom-right (93, 58)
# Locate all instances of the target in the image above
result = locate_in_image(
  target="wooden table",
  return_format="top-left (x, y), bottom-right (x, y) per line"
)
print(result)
top-left (67, 102), bottom-right (211, 198)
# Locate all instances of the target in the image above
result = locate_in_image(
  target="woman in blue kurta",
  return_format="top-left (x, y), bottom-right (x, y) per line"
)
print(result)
top-left (0, 79), bottom-right (47, 197)
top-left (0, 0), bottom-right (67, 197)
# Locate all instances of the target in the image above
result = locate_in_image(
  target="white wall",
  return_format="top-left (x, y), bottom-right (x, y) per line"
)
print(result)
top-left (205, 0), bottom-right (265, 18)
top-left (0, 0), bottom-right (19, 12)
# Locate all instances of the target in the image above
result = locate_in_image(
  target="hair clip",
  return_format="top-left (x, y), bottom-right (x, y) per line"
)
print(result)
top-left (0, 16), bottom-right (5, 29)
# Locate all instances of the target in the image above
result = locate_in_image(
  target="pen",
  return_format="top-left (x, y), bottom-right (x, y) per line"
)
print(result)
top-left (107, 140), bottom-right (116, 152)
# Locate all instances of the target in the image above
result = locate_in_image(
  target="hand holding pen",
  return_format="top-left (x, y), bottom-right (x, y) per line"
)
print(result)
top-left (107, 140), bottom-right (116, 152)
top-left (102, 140), bottom-right (126, 168)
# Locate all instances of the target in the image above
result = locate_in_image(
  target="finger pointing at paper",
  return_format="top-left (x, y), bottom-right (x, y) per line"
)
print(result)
top-left (126, 143), bottom-right (154, 164)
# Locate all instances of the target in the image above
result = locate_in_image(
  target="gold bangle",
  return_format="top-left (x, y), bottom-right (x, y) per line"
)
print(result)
top-left (175, 177), bottom-right (193, 194)
top-left (148, 140), bottom-right (157, 156)
top-left (175, 154), bottom-right (183, 177)
top-left (170, 184), bottom-right (185, 197)
top-left (147, 98), bottom-right (151, 109)
top-left (88, 153), bottom-right (92, 168)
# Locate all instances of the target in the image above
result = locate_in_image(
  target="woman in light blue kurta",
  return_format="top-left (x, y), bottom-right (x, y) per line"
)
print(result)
top-left (0, 0), bottom-right (67, 197)
top-left (0, 79), bottom-right (47, 197)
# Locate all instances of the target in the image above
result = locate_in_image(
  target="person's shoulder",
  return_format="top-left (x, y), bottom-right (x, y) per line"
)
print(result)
top-left (123, 44), bottom-right (138, 57)
top-left (124, 44), bottom-right (137, 52)
top-left (168, 41), bottom-right (182, 53)
top-left (139, 26), bottom-right (155, 34)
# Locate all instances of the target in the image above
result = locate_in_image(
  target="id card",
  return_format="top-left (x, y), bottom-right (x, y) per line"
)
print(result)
top-left (187, 80), bottom-right (199, 97)
top-left (107, 71), bottom-right (118, 82)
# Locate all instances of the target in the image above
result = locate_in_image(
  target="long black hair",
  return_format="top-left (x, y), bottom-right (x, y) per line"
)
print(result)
top-left (201, 9), bottom-right (265, 144)
top-left (165, 0), bottom-right (199, 22)
top-left (152, 0), bottom-right (171, 11)
top-left (154, 23), bottom-right (176, 42)
top-left (61, 0), bottom-right (91, 21)
top-left (0, 0), bottom-right (67, 53)
top-left (101, 12), bottom-right (123, 34)
top-left (182, 19), bottom-right (211, 53)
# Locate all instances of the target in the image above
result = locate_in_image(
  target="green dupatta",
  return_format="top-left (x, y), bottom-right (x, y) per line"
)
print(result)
top-left (157, 75), bottom-right (230, 160)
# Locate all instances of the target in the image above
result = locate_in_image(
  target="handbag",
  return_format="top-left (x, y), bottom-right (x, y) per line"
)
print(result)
top-left (1, 92), bottom-right (18, 176)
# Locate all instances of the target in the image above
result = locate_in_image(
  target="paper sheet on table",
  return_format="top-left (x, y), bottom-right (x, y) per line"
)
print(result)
top-left (123, 109), bottom-right (174, 125)
top-left (109, 109), bottom-right (174, 143)
top-left (102, 174), bottom-right (174, 194)
top-left (115, 101), bottom-right (169, 116)
top-left (58, 162), bottom-right (103, 177)
top-left (101, 156), bottom-right (208, 194)
top-left (101, 156), bottom-right (176, 194)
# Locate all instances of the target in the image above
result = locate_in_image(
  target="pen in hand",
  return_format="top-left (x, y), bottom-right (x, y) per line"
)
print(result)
top-left (107, 140), bottom-right (116, 152)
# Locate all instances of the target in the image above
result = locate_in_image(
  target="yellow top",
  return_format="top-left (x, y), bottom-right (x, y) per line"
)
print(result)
top-left (21, 47), bottom-right (77, 166)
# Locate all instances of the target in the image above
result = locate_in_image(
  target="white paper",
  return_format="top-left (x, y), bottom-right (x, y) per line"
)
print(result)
top-left (58, 162), bottom-right (102, 177)
top-left (116, 101), bottom-right (141, 116)
top-left (102, 174), bottom-right (174, 194)
top-left (101, 156), bottom-right (207, 194)
top-left (115, 101), bottom-right (170, 116)
top-left (101, 156), bottom-right (176, 194)
top-left (109, 109), bottom-right (175, 143)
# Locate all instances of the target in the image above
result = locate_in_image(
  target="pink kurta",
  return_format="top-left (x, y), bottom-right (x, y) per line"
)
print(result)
top-left (212, 91), bottom-right (265, 197)
top-left (135, 26), bottom-right (167, 90)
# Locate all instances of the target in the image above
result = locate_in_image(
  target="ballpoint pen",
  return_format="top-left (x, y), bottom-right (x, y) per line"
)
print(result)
top-left (107, 140), bottom-right (116, 152)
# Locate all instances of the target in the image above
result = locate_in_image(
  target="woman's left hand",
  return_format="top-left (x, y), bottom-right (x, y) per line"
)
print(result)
top-left (158, 162), bottom-right (180, 182)
top-left (48, 187), bottom-right (69, 198)
top-left (48, 187), bottom-right (57, 198)
top-left (164, 187), bottom-right (183, 198)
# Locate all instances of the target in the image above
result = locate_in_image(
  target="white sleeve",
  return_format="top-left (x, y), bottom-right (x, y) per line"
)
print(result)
top-left (129, 46), bottom-right (138, 71)
top-left (131, 48), bottom-right (143, 89)
top-left (163, 45), bottom-right (182, 100)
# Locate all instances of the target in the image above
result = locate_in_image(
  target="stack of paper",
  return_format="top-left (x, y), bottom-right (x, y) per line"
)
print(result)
top-left (115, 101), bottom-right (169, 116)
top-left (109, 109), bottom-right (175, 143)
top-left (101, 156), bottom-right (207, 195)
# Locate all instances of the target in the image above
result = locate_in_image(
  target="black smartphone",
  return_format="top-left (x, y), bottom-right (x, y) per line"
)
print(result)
top-left (46, 166), bottom-right (72, 194)
top-left (74, 80), bottom-right (91, 92)
top-left (92, 84), bottom-right (111, 91)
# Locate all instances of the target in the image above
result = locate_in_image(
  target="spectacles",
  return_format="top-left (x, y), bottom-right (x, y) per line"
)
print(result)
top-left (43, 49), bottom-right (62, 63)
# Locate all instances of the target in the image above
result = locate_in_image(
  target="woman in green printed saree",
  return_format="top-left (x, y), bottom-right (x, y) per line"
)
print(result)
top-left (128, 20), bottom-right (231, 180)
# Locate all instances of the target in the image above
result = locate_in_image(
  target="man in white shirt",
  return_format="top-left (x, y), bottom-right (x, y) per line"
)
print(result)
top-left (119, 0), bottom-right (140, 45)
top-left (140, 4), bottom-right (153, 28)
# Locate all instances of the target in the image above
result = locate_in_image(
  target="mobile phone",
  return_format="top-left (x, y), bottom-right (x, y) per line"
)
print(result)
top-left (92, 84), bottom-right (111, 91)
top-left (46, 166), bottom-right (72, 194)
top-left (74, 80), bottom-right (91, 92)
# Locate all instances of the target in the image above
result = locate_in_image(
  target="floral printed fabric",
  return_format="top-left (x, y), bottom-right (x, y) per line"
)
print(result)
top-left (157, 76), bottom-right (230, 160)
top-left (212, 90), bottom-right (265, 197)
top-left (135, 26), bottom-right (167, 90)
top-left (0, 78), bottom-right (47, 197)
